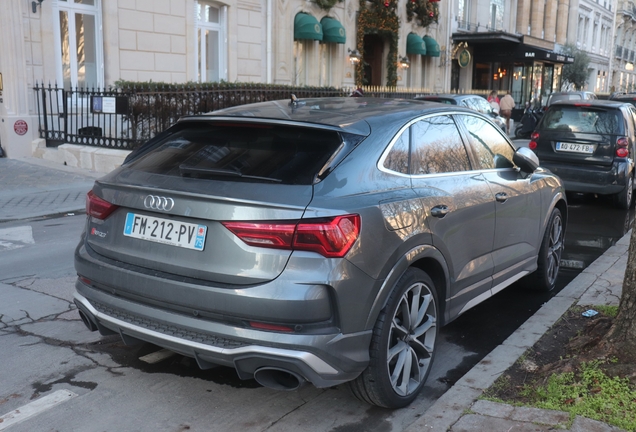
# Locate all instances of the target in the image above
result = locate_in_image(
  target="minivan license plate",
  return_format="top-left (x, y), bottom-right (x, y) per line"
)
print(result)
top-left (555, 142), bottom-right (595, 154)
top-left (123, 213), bottom-right (207, 251)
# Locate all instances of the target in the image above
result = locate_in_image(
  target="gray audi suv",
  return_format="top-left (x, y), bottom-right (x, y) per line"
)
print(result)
top-left (74, 97), bottom-right (567, 408)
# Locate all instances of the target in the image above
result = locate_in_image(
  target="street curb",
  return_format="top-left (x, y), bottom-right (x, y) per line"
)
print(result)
top-left (404, 231), bottom-right (631, 432)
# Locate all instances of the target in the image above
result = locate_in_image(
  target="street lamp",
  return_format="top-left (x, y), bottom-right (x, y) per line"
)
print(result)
top-left (399, 56), bottom-right (410, 69)
top-left (32, 0), bottom-right (44, 13)
top-left (348, 48), bottom-right (361, 65)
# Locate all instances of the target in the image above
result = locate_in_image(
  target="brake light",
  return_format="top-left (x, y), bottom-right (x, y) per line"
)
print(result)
top-left (86, 190), bottom-right (119, 220)
top-left (528, 132), bottom-right (539, 150)
top-left (573, 103), bottom-right (592, 107)
top-left (223, 214), bottom-right (361, 258)
top-left (617, 137), bottom-right (629, 158)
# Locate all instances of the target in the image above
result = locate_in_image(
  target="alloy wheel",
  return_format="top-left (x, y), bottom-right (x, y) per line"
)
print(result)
top-left (545, 213), bottom-right (563, 287)
top-left (386, 282), bottom-right (437, 397)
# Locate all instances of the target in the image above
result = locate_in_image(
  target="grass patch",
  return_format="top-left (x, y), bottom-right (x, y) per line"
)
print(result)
top-left (593, 305), bottom-right (619, 318)
top-left (519, 360), bottom-right (636, 431)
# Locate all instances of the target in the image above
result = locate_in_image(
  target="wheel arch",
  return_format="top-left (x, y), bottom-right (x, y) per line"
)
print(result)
top-left (364, 245), bottom-right (450, 329)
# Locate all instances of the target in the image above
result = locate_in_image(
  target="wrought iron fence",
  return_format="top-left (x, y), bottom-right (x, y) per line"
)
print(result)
top-left (33, 83), bottom-right (446, 150)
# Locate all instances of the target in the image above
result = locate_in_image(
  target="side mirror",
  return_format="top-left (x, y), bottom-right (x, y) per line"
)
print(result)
top-left (513, 147), bottom-right (540, 173)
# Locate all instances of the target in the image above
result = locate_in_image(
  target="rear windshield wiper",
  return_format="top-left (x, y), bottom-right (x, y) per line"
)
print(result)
top-left (178, 165), bottom-right (282, 183)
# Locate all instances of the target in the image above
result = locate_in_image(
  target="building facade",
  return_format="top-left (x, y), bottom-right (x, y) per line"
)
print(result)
top-left (612, 1), bottom-right (636, 92)
top-left (450, 0), bottom-right (578, 109)
top-left (0, 0), bottom-right (451, 158)
top-left (577, 0), bottom-right (615, 93)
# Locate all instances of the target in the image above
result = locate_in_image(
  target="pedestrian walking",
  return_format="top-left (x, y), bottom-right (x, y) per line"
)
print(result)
top-left (499, 92), bottom-right (515, 135)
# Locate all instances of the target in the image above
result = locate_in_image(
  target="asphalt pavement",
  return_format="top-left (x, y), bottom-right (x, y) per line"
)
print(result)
top-left (0, 155), bottom-right (630, 431)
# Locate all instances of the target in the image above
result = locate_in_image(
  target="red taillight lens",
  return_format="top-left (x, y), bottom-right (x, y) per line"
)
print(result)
top-left (530, 132), bottom-right (540, 140)
top-left (86, 190), bottom-right (119, 220)
top-left (617, 137), bottom-right (629, 158)
top-left (221, 222), bottom-right (296, 247)
top-left (223, 214), bottom-right (361, 258)
top-left (528, 141), bottom-right (538, 150)
top-left (249, 321), bottom-right (294, 332)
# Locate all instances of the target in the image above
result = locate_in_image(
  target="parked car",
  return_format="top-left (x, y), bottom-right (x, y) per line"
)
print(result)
top-left (529, 99), bottom-right (636, 209)
top-left (544, 91), bottom-right (596, 108)
top-left (609, 92), bottom-right (636, 107)
top-left (74, 97), bottom-right (567, 408)
top-left (414, 94), bottom-right (507, 131)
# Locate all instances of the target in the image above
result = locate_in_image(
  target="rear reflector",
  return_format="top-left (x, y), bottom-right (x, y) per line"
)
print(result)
top-left (223, 214), bottom-right (361, 258)
top-left (249, 321), bottom-right (294, 332)
top-left (86, 190), bottom-right (119, 220)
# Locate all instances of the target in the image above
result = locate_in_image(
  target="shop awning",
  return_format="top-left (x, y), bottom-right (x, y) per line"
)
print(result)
top-left (422, 36), bottom-right (440, 57)
top-left (407, 33), bottom-right (427, 55)
top-left (294, 13), bottom-right (323, 41)
top-left (321, 17), bottom-right (345, 44)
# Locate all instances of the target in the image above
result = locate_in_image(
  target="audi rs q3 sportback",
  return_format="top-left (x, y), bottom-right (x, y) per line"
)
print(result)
top-left (74, 97), bottom-right (567, 408)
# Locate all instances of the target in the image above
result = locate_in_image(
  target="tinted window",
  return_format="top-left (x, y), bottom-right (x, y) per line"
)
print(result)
top-left (127, 122), bottom-right (343, 184)
top-left (384, 130), bottom-right (410, 174)
top-left (542, 106), bottom-right (621, 135)
top-left (410, 115), bottom-right (471, 174)
top-left (457, 114), bottom-right (515, 169)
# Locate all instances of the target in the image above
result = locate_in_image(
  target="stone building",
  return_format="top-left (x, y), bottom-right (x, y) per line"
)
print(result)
top-left (577, 0), bottom-right (615, 93)
top-left (612, 1), bottom-right (636, 92)
top-left (0, 0), bottom-right (450, 158)
top-left (450, 0), bottom-right (578, 109)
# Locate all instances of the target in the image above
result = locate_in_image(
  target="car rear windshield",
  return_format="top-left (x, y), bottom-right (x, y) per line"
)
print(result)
top-left (125, 121), bottom-right (345, 185)
top-left (541, 106), bottom-right (622, 135)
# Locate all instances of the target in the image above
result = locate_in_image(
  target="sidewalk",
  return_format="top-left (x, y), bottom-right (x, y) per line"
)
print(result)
top-left (405, 232), bottom-right (630, 432)
top-left (0, 157), bottom-right (100, 222)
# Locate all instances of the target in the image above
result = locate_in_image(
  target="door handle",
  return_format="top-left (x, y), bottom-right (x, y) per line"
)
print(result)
top-left (495, 192), bottom-right (508, 203)
top-left (430, 205), bottom-right (449, 218)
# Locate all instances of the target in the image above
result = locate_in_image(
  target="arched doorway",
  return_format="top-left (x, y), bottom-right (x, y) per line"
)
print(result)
top-left (363, 34), bottom-right (385, 86)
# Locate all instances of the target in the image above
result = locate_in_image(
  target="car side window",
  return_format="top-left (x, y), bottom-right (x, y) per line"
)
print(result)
top-left (457, 114), bottom-right (515, 169)
top-left (410, 115), bottom-right (472, 175)
top-left (473, 98), bottom-right (491, 114)
top-left (383, 129), bottom-right (410, 174)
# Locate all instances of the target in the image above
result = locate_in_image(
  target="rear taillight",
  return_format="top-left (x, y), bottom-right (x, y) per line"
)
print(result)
top-left (528, 132), bottom-right (539, 150)
top-left (86, 190), bottom-right (119, 220)
top-left (616, 137), bottom-right (629, 158)
top-left (223, 214), bottom-right (361, 258)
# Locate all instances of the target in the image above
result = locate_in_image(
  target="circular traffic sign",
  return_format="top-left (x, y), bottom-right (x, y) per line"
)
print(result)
top-left (14, 120), bottom-right (28, 136)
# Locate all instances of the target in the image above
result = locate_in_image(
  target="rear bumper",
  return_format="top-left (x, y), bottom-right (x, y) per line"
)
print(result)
top-left (74, 284), bottom-right (371, 387)
top-left (541, 161), bottom-right (630, 195)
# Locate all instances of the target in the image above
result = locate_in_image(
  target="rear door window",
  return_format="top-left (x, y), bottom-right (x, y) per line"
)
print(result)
top-left (125, 122), bottom-right (345, 185)
top-left (410, 115), bottom-right (472, 174)
top-left (542, 106), bottom-right (621, 134)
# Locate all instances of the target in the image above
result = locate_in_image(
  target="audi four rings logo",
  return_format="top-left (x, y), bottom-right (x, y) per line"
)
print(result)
top-left (144, 195), bottom-right (175, 211)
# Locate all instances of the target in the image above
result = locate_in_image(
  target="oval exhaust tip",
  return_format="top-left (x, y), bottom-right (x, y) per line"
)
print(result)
top-left (253, 367), bottom-right (305, 391)
top-left (78, 310), bottom-right (98, 332)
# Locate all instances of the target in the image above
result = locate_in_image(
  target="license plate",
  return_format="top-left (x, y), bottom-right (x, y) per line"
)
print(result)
top-left (560, 259), bottom-right (585, 269)
top-left (123, 213), bottom-right (207, 251)
top-left (555, 142), bottom-right (595, 154)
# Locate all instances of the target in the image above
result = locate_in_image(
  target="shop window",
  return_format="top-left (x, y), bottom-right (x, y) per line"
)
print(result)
top-left (197, 2), bottom-right (227, 82)
top-left (56, 0), bottom-right (102, 90)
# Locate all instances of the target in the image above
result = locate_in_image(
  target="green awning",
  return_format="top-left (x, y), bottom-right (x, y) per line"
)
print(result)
top-left (423, 35), bottom-right (441, 57)
top-left (406, 33), bottom-right (427, 56)
top-left (321, 17), bottom-right (346, 44)
top-left (294, 13), bottom-right (323, 41)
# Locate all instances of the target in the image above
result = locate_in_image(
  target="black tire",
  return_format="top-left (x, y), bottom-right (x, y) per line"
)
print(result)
top-left (349, 268), bottom-right (438, 408)
top-left (529, 207), bottom-right (564, 292)
top-left (613, 172), bottom-right (633, 210)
